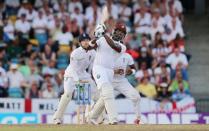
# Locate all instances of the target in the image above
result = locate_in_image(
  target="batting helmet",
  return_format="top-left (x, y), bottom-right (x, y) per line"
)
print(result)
top-left (114, 21), bottom-right (127, 34)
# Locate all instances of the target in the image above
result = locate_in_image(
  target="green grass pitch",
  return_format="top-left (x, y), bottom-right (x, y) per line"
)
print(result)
top-left (0, 125), bottom-right (209, 131)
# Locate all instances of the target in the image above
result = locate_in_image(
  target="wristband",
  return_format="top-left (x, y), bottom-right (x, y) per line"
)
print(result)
top-left (89, 41), bottom-right (95, 47)
top-left (131, 69), bottom-right (136, 75)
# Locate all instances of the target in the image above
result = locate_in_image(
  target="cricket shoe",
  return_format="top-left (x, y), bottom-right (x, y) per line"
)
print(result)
top-left (89, 118), bottom-right (99, 125)
top-left (85, 111), bottom-right (98, 125)
top-left (134, 119), bottom-right (144, 125)
top-left (97, 118), bottom-right (105, 125)
top-left (53, 118), bottom-right (62, 125)
top-left (109, 121), bottom-right (118, 125)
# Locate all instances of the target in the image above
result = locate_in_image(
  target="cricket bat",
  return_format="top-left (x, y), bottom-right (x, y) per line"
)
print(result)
top-left (100, 5), bottom-right (109, 25)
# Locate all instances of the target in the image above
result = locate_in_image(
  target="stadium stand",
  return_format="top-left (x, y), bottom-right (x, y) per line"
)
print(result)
top-left (0, 0), bottom-right (193, 104)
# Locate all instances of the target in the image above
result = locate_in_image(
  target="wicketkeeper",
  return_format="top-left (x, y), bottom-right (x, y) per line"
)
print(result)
top-left (53, 33), bottom-right (97, 124)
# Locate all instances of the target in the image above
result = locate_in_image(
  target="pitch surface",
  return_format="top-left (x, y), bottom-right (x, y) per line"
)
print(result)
top-left (0, 124), bottom-right (209, 131)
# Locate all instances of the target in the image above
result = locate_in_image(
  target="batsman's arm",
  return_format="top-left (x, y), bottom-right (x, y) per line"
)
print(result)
top-left (103, 34), bottom-right (126, 53)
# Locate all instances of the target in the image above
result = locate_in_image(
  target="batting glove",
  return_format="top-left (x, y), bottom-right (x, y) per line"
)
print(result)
top-left (94, 24), bottom-right (106, 38)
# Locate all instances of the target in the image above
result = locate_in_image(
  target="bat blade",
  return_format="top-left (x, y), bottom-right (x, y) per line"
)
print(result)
top-left (100, 5), bottom-right (109, 24)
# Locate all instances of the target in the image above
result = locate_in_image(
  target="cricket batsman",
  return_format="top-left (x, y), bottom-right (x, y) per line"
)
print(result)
top-left (53, 33), bottom-right (96, 124)
top-left (87, 21), bottom-right (127, 124)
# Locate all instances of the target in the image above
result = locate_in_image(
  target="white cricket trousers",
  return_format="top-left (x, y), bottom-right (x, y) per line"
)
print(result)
top-left (91, 65), bottom-right (118, 123)
top-left (113, 79), bottom-right (141, 119)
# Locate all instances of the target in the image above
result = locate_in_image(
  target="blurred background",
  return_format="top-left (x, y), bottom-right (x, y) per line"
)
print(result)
top-left (0, 0), bottom-right (209, 124)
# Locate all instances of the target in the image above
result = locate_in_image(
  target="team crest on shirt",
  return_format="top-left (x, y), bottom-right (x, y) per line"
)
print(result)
top-left (97, 74), bottom-right (100, 79)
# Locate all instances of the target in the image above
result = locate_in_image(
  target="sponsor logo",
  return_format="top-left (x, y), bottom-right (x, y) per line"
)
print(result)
top-left (43, 113), bottom-right (209, 124)
top-left (0, 98), bottom-right (24, 112)
top-left (0, 113), bottom-right (38, 124)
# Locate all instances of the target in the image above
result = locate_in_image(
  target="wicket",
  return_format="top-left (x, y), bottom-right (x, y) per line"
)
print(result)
top-left (76, 83), bottom-right (91, 124)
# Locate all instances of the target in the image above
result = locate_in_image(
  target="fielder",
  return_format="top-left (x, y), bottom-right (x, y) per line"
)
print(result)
top-left (87, 22), bottom-right (127, 124)
top-left (113, 52), bottom-right (142, 124)
top-left (90, 51), bottom-right (143, 124)
top-left (53, 33), bottom-right (96, 124)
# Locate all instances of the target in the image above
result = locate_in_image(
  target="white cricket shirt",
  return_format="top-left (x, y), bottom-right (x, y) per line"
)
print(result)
top-left (113, 53), bottom-right (134, 82)
top-left (64, 47), bottom-right (95, 81)
top-left (93, 37), bottom-right (126, 69)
